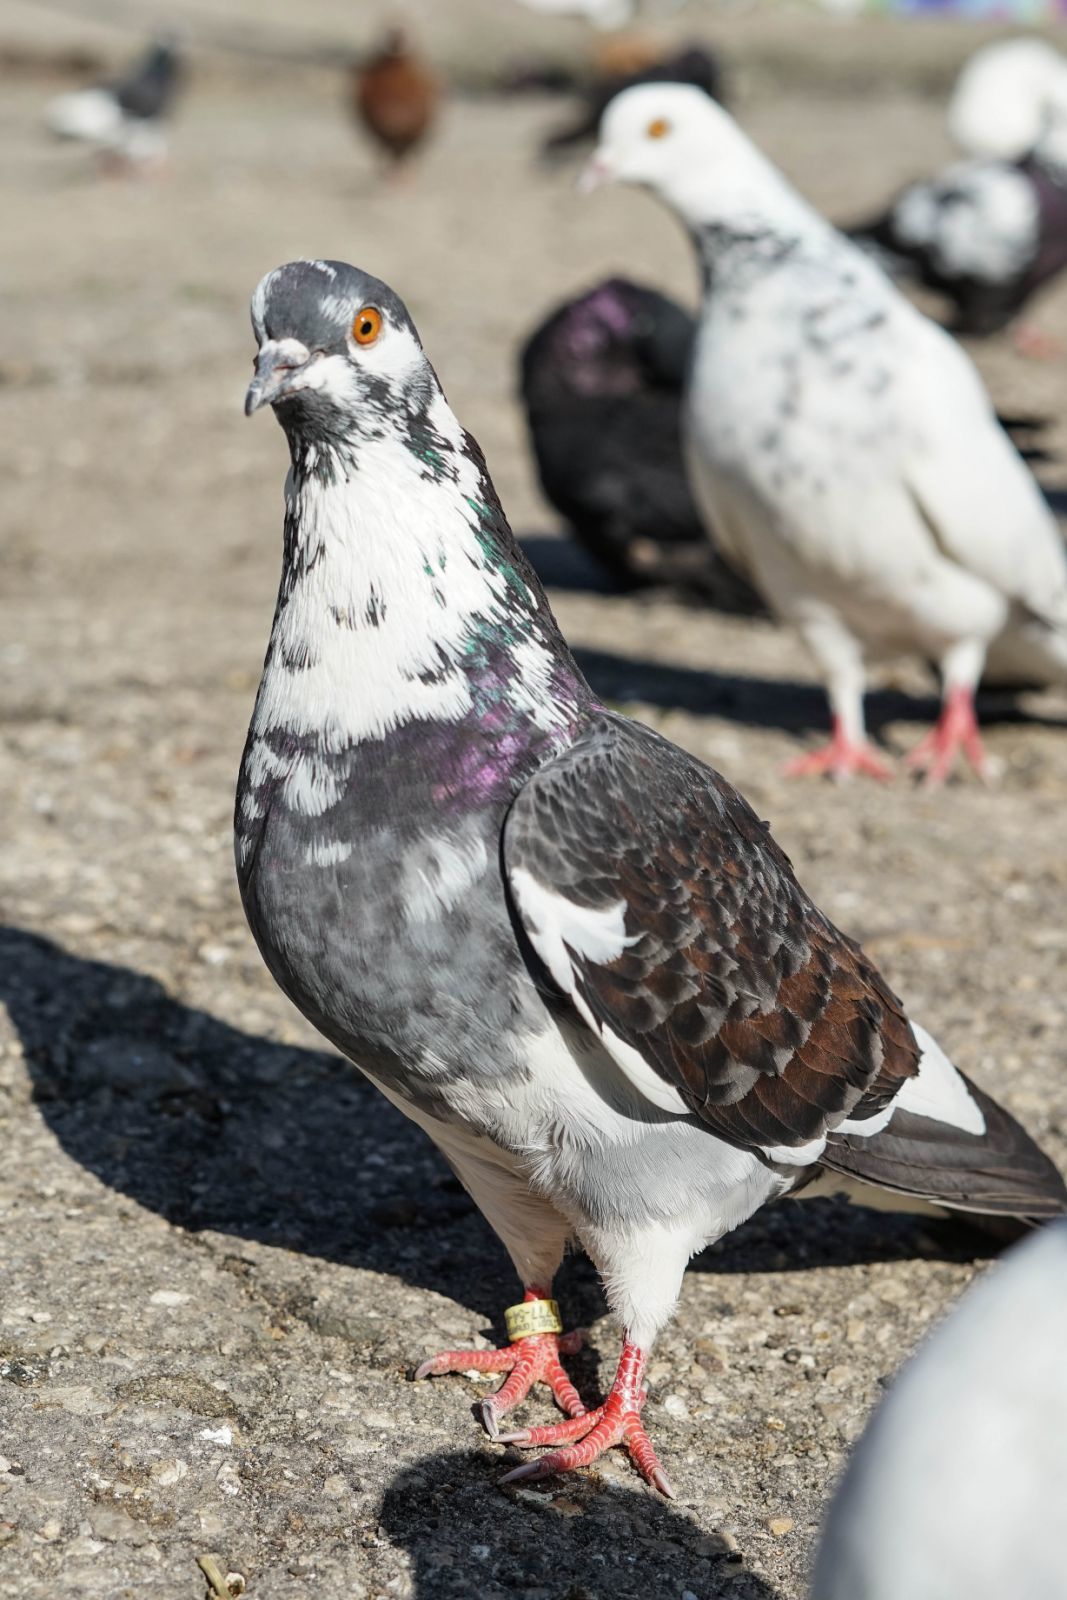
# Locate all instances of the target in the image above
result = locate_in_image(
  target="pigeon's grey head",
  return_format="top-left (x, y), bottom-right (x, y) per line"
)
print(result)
top-left (581, 82), bottom-right (748, 201)
top-left (245, 259), bottom-right (433, 438)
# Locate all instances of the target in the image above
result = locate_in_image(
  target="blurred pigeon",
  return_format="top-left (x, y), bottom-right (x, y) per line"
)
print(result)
top-left (520, 276), bottom-right (744, 594)
top-left (514, 0), bottom-right (637, 27)
top-left (847, 146), bottom-right (1067, 344)
top-left (586, 86), bottom-right (1067, 781)
top-left (44, 37), bottom-right (182, 172)
top-left (542, 44), bottom-right (723, 157)
top-left (811, 1219), bottom-right (1067, 1600)
top-left (949, 36), bottom-right (1067, 162)
top-left (352, 27), bottom-right (438, 171)
top-left (237, 257), bottom-right (1066, 1495)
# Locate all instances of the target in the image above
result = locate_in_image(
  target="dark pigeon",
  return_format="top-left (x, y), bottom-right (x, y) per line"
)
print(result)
top-left (519, 276), bottom-right (756, 602)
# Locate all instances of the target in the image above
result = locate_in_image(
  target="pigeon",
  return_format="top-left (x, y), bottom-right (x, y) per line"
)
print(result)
top-left (584, 85), bottom-right (1067, 781)
top-left (514, 0), bottom-right (637, 28)
top-left (846, 145), bottom-right (1067, 342)
top-left (948, 37), bottom-right (1067, 163)
top-left (351, 28), bottom-right (438, 171)
top-left (519, 276), bottom-right (717, 589)
top-left (810, 1219), bottom-right (1067, 1600)
top-left (541, 45), bottom-right (723, 159)
top-left (236, 257), bottom-right (1065, 1496)
top-left (44, 38), bottom-right (182, 172)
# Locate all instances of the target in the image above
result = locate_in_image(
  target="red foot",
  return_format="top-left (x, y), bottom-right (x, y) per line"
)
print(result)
top-left (499, 1339), bottom-right (675, 1498)
top-left (414, 1289), bottom-right (585, 1439)
top-left (1011, 323), bottom-right (1063, 362)
top-left (785, 717), bottom-right (893, 781)
top-left (905, 686), bottom-right (988, 785)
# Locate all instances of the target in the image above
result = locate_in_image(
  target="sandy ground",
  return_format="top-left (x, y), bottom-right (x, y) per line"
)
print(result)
top-left (2, 12), bottom-right (1067, 1600)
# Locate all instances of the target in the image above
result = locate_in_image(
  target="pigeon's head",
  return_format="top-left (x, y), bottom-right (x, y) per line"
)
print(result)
top-left (582, 82), bottom-right (743, 200)
top-left (245, 259), bottom-right (433, 438)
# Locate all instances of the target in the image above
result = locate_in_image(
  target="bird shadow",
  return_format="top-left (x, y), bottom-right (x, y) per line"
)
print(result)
top-left (375, 1449), bottom-right (783, 1600)
top-left (571, 648), bottom-right (1067, 741)
top-left (2, 924), bottom-right (1000, 1332)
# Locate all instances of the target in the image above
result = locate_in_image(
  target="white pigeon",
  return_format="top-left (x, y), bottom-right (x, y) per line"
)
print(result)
top-left (949, 36), bottom-right (1067, 163)
top-left (584, 85), bottom-right (1067, 781)
top-left (810, 1219), bottom-right (1067, 1600)
top-left (514, 0), bottom-right (637, 28)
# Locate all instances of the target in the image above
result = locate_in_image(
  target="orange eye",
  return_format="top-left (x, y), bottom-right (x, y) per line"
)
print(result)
top-left (352, 306), bottom-right (382, 345)
top-left (647, 117), bottom-right (670, 140)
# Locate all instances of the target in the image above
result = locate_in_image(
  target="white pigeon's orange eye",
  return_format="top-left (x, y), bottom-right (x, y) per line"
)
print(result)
top-left (352, 306), bottom-right (382, 345)
top-left (647, 117), bottom-right (670, 140)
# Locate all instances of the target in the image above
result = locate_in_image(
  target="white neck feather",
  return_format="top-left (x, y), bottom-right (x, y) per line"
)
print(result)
top-left (250, 392), bottom-right (564, 751)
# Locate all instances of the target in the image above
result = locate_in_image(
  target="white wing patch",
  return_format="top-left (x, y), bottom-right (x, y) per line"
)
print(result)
top-left (892, 1023), bottom-right (986, 1136)
top-left (508, 867), bottom-right (691, 1117)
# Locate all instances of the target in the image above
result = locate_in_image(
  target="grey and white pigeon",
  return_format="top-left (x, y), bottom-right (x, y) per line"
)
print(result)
top-left (948, 37), bottom-right (1067, 163)
top-left (44, 38), bottom-right (182, 172)
top-left (237, 257), bottom-right (1066, 1495)
top-left (846, 143), bottom-right (1067, 345)
top-left (810, 1218), bottom-right (1067, 1600)
top-left (585, 85), bottom-right (1067, 781)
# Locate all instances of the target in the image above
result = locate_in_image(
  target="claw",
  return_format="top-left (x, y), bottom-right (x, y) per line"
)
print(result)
top-left (499, 1339), bottom-right (673, 1496)
top-left (785, 717), bottom-right (893, 782)
top-left (905, 686), bottom-right (988, 786)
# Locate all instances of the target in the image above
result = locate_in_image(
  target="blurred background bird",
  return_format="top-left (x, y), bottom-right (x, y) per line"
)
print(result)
top-left (541, 42), bottom-right (723, 159)
top-left (520, 276), bottom-right (757, 607)
top-left (351, 26), bottom-right (439, 175)
top-left (948, 35), bottom-right (1067, 162)
top-left (810, 1219), bottom-right (1067, 1600)
top-left (43, 34), bottom-right (183, 174)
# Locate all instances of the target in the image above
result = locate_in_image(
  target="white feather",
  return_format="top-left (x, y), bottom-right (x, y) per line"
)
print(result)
top-left (591, 85), bottom-right (1067, 745)
top-left (811, 1221), bottom-right (1067, 1600)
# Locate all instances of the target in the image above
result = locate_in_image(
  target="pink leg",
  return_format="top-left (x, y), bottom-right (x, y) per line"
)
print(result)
top-left (1011, 323), bottom-right (1063, 362)
top-left (905, 685), bottom-right (988, 785)
top-left (499, 1338), bottom-right (675, 1498)
top-left (414, 1286), bottom-right (586, 1438)
top-left (784, 716), bottom-right (894, 781)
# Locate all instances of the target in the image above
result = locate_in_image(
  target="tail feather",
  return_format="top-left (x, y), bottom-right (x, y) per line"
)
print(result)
top-left (821, 1025), bottom-right (1067, 1223)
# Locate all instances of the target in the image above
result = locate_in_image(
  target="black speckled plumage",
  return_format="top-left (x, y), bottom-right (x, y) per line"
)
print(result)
top-left (848, 151), bottom-right (1067, 336)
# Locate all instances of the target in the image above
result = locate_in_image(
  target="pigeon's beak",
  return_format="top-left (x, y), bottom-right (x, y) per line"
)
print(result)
top-left (577, 151), bottom-right (614, 194)
top-left (244, 338), bottom-right (315, 416)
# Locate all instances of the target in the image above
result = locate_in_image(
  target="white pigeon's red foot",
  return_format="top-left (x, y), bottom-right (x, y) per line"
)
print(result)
top-left (785, 718), bottom-right (894, 782)
top-left (414, 1290), bottom-right (586, 1439)
top-left (905, 687), bottom-right (988, 785)
top-left (1011, 322), bottom-right (1064, 362)
top-left (498, 1339), bottom-right (675, 1498)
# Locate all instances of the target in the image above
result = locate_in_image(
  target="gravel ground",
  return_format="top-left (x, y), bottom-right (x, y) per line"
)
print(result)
top-left (2, 15), bottom-right (1067, 1600)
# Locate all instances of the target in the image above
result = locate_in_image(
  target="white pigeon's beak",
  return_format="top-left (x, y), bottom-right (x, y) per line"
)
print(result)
top-left (244, 337), bottom-right (315, 416)
top-left (577, 151), bottom-right (614, 194)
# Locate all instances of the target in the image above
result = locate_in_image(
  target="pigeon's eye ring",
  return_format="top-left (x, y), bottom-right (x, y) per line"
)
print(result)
top-left (352, 307), bottom-right (382, 346)
top-left (647, 117), bottom-right (670, 140)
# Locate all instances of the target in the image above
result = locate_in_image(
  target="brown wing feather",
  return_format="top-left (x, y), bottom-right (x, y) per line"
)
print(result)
top-left (505, 711), bottom-right (919, 1157)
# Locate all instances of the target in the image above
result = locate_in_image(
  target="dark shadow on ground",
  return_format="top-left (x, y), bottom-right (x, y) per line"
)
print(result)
top-left (2, 925), bottom-right (1000, 1330)
top-left (376, 1449), bottom-right (783, 1600)
top-left (572, 649), bottom-right (1067, 741)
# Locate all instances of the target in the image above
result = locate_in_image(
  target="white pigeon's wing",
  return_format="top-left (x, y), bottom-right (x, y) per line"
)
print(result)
top-left (897, 315), bottom-right (1067, 621)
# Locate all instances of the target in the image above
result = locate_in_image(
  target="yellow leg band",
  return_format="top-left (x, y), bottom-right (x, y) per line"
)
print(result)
top-left (504, 1297), bottom-right (563, 1340)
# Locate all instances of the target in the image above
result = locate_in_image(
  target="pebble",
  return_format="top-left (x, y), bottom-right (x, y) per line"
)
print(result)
top-left (767, 1516), bottom-right (794, 1537)
top-left (200, 1425), bottom-right (232, 1446)
top-left (216, 1462), bottom-right (241, 1498)
top-left (148, 1290), bottom-right (190, 1308)
top-left (149, 1458), bottom-right (188, 1487)
top-left (360, 1409), bottom-right (396, 1431)
top-left (663, 1394), bottom-right (690, 1420)
top-left (35, 1518), bottom-right (62, 1541)
top-left (322, 1474), bottom-right (349, 1499)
